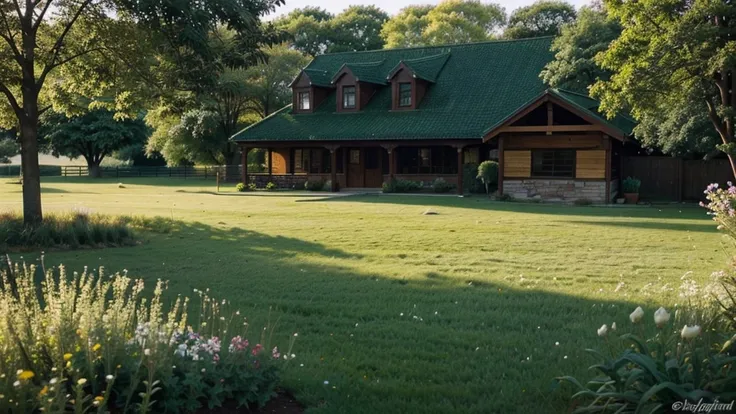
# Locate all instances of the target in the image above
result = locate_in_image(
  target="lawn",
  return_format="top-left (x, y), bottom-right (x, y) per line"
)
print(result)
top-left (0, 177), bottom-right (729, 413)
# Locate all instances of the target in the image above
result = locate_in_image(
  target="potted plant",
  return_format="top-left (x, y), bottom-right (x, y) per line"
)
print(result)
top-left (622, 176), bottom-right (641, 204)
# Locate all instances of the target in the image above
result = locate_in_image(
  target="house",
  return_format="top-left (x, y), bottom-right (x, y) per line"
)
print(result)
top-left (230, 37), bottom-right (635, 203)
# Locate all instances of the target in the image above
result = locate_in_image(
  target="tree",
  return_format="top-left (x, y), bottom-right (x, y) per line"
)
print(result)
top-left (276, 6), bottom-right (389, 55)
top-left (504, 0), bottom-right (576, 39)
top-left (591, 0), bottom-right (736, 177)
top-left (540, 6), bottom-right (620, 94)
top-left (0, 132), bottom-right (18, 163)
top-left (381, 0), bottom-right (506, 48)
top-left (0, 0), bottom-right (283, 223)
top-left (476, 160), bottom-right (499, 195)
top-left (42, 110), bottom-right (149, 177)
top-left (245, 45), bottom-right (311, 118)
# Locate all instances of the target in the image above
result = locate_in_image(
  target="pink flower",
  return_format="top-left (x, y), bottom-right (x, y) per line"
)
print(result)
top-left (251, 344), bottom-right (263, 356)
top-left (272, 347), bottom-right (280, 359)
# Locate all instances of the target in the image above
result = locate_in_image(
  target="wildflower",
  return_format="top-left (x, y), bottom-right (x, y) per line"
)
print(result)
top-left (39, 386), bottom-right (49, 396)
top-left (324, 380), bottom-right (329, 385)
top-left (681, 325), bottom-right (701, 340)
top-left (105, 375), bottom-right (114, 382)
top-left (252, 344), bottom-right (263, 356)
top-left (611, 322), bottom-right (617, 331)
top-left (18, 371), bottom-right (34, 380)
top-left (272, 347), bottom-right (280, 359)
top-left (92, 343), bottom-right (101, 352)
top-left (629, 306), bottom-right (644, 324)
top-left (597, 324), bottom-right (608, 337)
top-left (201, 368), bottom-right (206, 373)
top-left (49, 378), bottom-right (58, 385)
top-left (654, 307), bottom-right (670, 328)
top-left (77, 378), bottom-right (87, 386)
top-left (13, 381), bottom-right (20, 387)
top-left (63, 353), bottom-right (73, 361)
top-left (95, 396), bottom-right (104, 403)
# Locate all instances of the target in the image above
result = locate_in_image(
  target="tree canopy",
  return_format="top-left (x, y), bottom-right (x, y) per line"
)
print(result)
top-left (41, 110), bottom-right (149, 176)
top-left (503, 0), bottom-right (576, 39)
top-left (591, 0), bottom-right (736, 174)
top-left (275, 6), bottom-right (389, 56)
top-left (381, 0), bottom-right (506, 48)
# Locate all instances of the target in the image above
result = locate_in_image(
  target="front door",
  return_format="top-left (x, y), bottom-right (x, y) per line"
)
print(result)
top-left (364, 147), bottom-right (383, 187)
top-left (347, 148), bottom-right (364, 187)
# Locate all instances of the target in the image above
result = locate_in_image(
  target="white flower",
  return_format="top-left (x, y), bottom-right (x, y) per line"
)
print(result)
top-left (77, 378), bottom-right (87, 385)
top-left (13, 381), bottom-right (20, 387)
top-left (323, 380), bottom-right (329, 385)
top-left (201, 368), bottom-right (206, 373)
top-left (611, 322), bottom-right (617, 331)
top-left (597, 324), bottom-right (609, 337)
top-left (144, 349), bottom-right (151, 356)
top-left (105, 375), bottom-right (114, 382)
top-left (49, 378), bottom-right (58, 385)
top-left (629, 306), bottom-right (644, 324)
top-left (681, 325), bottom-right (701, 340)
top-left (654, 307), bottom-right (670, 328)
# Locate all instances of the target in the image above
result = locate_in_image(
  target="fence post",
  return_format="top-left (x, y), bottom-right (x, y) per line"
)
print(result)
top-left (184, 166), bottom-right (187, 179)
top-left (205, 166), bottom-right (208, 179)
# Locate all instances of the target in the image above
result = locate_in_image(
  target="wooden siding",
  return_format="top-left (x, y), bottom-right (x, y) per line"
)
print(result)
top-left (504, 150), bottom-right (531, 177)
top-left (504, 134), bottom-right (604, 150)
top-left (575, 150), bottom-right (606, 179)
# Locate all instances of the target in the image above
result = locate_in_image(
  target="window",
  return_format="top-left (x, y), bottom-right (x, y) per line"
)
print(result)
top-left (343, 86), bottom-right (356, 109)
top-left (532, 149), bottom-right (575, 178)
top-left (397, 147), bottom-right (458, 174)
top-left (298, 91), bottom-right (310, 110)
top-left (293, 148), bottom-right (331, 173)
top-left (349, 149), bottom-right (360, 164)
top-left (399, 83), bottom-right (412, 107)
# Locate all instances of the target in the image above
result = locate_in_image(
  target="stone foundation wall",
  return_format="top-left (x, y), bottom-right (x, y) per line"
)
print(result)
top-left (504, 179), bottom-right (606, 203)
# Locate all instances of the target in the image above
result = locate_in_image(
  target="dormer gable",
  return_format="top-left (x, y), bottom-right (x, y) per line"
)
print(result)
top-left (387, 52), bottom-right (450, 111)
top-left (330, 61), bottom-right (386, 112)
top-left (290, 69), bottom-right (332, 114)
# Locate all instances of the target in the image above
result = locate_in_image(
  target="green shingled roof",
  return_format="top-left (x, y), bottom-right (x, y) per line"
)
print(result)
top-left (333, 61), bottom-right (388, 85)
top-left (233, 37), bottom-right (632, 143)
top-left (554, 89), bottom-right (636, 135)
top-left (301, 69), bottom-right (332, 87)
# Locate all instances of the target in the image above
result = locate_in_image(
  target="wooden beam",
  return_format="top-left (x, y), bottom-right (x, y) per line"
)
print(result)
top-left (498, 125), bottom-right (604, 133)
top-left (267, 148), bottom-right (273, 179)
top-left (546, 101), bottom-right (553, 136)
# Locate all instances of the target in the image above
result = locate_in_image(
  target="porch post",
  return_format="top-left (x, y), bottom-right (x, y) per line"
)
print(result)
top-left (241, 146), bottom-right (248, 184)
top-left (330, 148), bottom-right (338, 192)
top-left (604, 136), bottom-right (611, 204)
top-left (381, 144), bottom-right (397, 179)
top-left (267, 148), bottom-right (273, 180)
top-left (456, 146), bottom-right (464, 195)
top-left (498, 136), bottom-right (504, 196)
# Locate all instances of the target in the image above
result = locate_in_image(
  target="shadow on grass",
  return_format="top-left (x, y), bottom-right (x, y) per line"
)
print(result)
top-left (319, 193), bottom-right (711, 222)
top-left (15, 219), bottom-right (663, 414)
top-left (566, 219), bottom-right (717, 233)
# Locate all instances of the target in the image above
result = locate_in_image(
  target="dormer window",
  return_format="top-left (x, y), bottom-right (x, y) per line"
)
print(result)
top-left (342, 86), bottom-right (356, 109)
top-left (399, 83), bottom-right (412, 107)
top-left (298, 92), bottom-right (310, 110)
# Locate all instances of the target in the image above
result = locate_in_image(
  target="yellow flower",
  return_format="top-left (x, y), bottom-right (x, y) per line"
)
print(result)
top-left (39, 386), bottom-right (49, 396)
top-left (94, 396), bottom-right (104, 402)
top-left (18, 371), bottom-right (34, 380)
top-left (65, 361), bottom-right (71, 368)
top-left (92, 343), bottom-right (101, 352)
top-left (63, 353), bottom-right (73, 361)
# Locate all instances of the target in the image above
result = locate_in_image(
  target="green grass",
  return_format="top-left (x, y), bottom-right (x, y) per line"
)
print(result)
top-left (0, 177), bottom-right (729, 413)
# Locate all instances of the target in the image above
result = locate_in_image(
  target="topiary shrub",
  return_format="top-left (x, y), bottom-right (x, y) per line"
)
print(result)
top-left (476, 161), bottom-right (499, 195)
top-left (431, 178), bottom-right (454, 193)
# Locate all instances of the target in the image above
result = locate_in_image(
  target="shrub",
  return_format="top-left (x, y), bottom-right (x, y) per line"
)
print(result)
top-left (622, 176), bottom-right (641, 193)
top-left (463, 163), bottom-right (485, 194)
top-left (431, 178), bottom-right (454, 193)
top-left (0, 262), bottom-right (295, 413)
top-left (476, 161), bottom-right (499, 195)
top-left (248, 183), bottom-right (257, 191)
top-left (573, 198), bottom-right (592, 206)
top-left (323, 180), bottom-right (334, 191)
top-left (384, 179), bottom-right (422, 193)
top-left (0, 211), bottom-right (173, 251)
top-left (304, 179), bottom-right (325, 191)
top-left (235, 183), bottom-right (246, 192)
top-left (497, 193), bottom-right (513, 202)
top-left (265, 182), bottom-right (277, 191)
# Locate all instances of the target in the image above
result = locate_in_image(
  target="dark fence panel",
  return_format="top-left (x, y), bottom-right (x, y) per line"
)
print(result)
top-left (622, 156), bottom-right (733, 201)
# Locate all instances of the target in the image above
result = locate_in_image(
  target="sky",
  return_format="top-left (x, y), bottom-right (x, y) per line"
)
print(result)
top-left (266, 0), bottom-right (593, 20)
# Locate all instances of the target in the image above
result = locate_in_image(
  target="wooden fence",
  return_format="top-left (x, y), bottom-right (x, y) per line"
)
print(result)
top-left (622, 156), bottom-right (733, 201)
top-left (58, 165), bottom-right (238, 179)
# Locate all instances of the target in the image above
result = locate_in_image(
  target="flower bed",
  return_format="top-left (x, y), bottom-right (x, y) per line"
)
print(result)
top-left (0, 261), bottom-right (296, 413)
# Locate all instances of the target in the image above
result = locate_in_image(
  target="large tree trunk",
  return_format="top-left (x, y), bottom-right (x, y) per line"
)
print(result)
top-left (88, 163), bottom-right (101, 178)
top-left (19, 118), bottom-right (42, 224)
